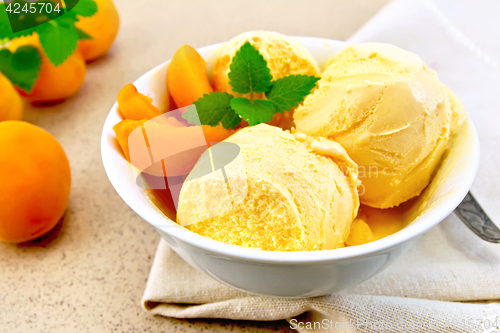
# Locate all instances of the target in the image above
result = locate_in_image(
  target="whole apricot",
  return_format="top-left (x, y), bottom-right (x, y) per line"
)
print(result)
top-left (0, 73), bottom-right (23, 121)
top-left (76, 0), bottom-right (120, 62)
top-left (8, 35), bottom-right (86, 104)
top-left (0, 121), bottom-right (71, 243)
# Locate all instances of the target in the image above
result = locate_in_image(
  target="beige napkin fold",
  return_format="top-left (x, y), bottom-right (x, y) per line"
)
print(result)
top-left (143, 215), bottom-right (500, 332)
top-left (142, 0), bottom-right (500, 331)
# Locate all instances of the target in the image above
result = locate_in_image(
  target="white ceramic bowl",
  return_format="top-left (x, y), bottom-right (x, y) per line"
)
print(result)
top-left (101, 38), bottom-right (479, 297)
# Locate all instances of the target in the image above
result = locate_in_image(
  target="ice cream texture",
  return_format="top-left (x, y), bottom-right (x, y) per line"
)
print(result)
top-left (294, 43), bottom-right (457, 208)
top-left (211, 31), bottom-right (320, 130)
top-left (177, 124), bottom-right (360, 251)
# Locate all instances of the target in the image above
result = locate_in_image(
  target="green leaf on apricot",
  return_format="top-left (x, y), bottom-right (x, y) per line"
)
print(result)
top-left (0, 45), bottom-right (42, 92)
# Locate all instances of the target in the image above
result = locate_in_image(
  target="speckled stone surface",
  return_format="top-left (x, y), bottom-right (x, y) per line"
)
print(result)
top-left (0, 0), bottom-right (388, 331)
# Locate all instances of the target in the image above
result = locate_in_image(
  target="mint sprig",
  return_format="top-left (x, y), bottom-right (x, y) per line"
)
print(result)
top-left (182, 42), bottom-right (319, 129)
top-left (0, 0), bottom-right (97, 90)
top-left (0, 45), bottom-right (41, 92)
top-left (185, 92), bottom-right (242, 129)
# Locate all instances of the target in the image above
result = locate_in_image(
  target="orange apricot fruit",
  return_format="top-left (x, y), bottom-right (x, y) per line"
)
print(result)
top-left (114, 117), bottom-right (201, 177)
top-left (202, 125), bottom-right (236, 145)
top-left (0, 73), bottom-right (23, 121)
top-left (166, 45), bottom-right (235, 142)
top-left (117, 84), bottom-right (162, 120)
top-left (8, 35), bottom-right (86, 104)
top-left (115, 75), bottom-right (235, 177)
top-left (113, 118), bottom-right (147, 161)
top-left (167, 45), bottom-right (213, 109)
top-left (114, 118), bottom-right (235, 163)
top-left (76, 0), bottom-right (120, 62)
top-left (0, 121), bottom-right (71, 243)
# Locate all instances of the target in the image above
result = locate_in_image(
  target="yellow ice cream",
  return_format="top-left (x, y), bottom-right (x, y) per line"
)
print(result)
top-left (294, 43), bottom-right (455, 208)
top-left (177, 124), bottom-right (360, 251)
top-left (211, 31), bottom-right (320, 130)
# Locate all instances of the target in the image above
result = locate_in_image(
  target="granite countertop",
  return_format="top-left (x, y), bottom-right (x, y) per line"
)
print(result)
top-left (0, 0), bottom-right (388, 331)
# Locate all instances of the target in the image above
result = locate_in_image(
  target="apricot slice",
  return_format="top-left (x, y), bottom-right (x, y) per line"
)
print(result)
top-left (113, 118), bottom-right (147, 161)
top-left (0, 121), bottom-right (71, 243)
top-left (202, 124), bottom-right (236, 145)
top-left (115, 79), bottom-right (235, 179)
top-left (167, 45), bottom-right (213, 109)
top-left (117, 84), bottom-right (162, 120)
top-left (8, 35), bottom-right (86, 104)
top-left (0, 73), bottom-right (23, 121)
top-left (76, 0), bottom-right (120, 62)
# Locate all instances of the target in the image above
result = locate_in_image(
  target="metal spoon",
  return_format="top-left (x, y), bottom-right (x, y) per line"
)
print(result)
top-left (455, 192), bottom-right (500, 243)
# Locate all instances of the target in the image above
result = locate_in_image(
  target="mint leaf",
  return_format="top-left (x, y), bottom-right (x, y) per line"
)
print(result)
top-left (181, 44), bottom-right (318, 129)
top-left (63, 0), bottom-right (81, 12)
top-left (1, 1), bottom-right (66, 36)
top-left (0, 45), bottom-right (41, 92)
top-left (38, 20), bottom-right (79, 66)
top-left (75, 26), bottom-right (92, 40)
top-left (70, 0), bottom-right (98, 17)
top-left (54, 14), bottom-right (79, 25)
top-left (266, 75), bottom-right (320, 113)
top-left (228, 42), bottom-right (272, 95)
top-left (183, 92), bottom-right (242, 129)
top-left (0, 3), bottom-right (13, 38)
top-left (230, 98), bottom-right (276, 126)
top-left (8, 27), bottom-right (37, 39)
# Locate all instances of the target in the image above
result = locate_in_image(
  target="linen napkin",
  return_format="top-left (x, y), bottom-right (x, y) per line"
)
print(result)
top-left (142, 0), bottom-right (500, 331)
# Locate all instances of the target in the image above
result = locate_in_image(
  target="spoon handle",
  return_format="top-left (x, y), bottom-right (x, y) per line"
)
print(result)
top-left (455, 192), bottom-right (500, 243)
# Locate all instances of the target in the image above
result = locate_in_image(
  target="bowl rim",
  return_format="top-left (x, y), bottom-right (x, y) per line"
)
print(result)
top-left (101, 37), bottom-right (480, 264)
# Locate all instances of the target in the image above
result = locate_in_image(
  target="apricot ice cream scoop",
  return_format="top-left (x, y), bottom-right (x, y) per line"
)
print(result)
top-left (177, 124), bottom-right (360, 251)
top-left (294, 43), bottom-right (458, 209)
